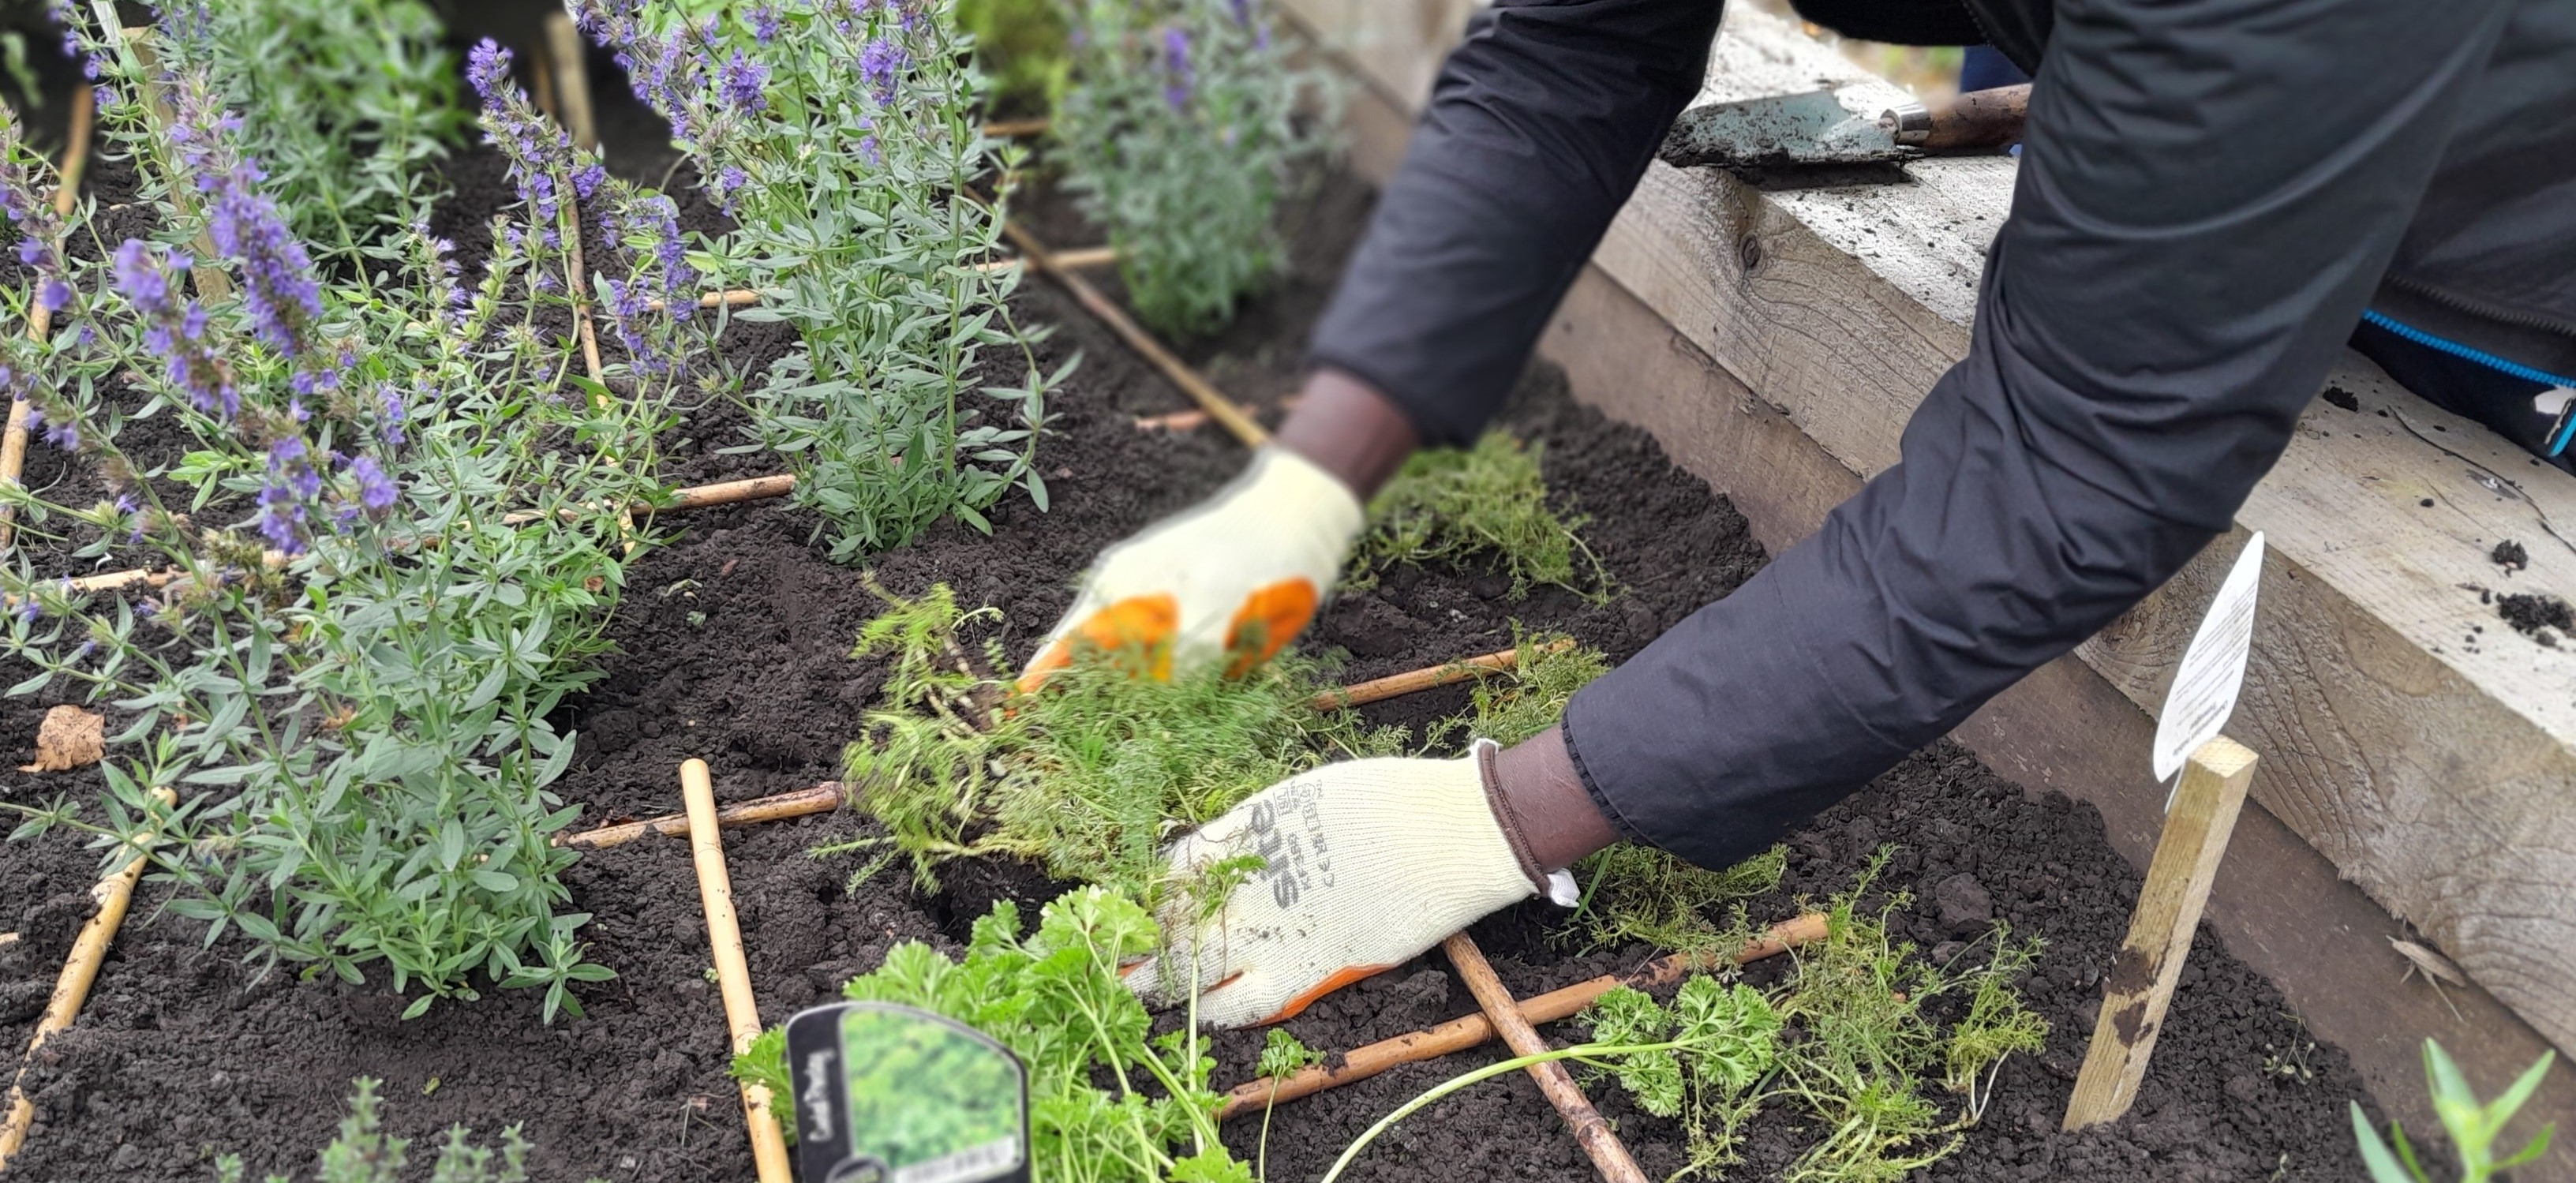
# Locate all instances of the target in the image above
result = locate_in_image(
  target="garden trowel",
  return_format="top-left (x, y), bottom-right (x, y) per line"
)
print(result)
top-left (1661, 83), bottom-right (2030, 170)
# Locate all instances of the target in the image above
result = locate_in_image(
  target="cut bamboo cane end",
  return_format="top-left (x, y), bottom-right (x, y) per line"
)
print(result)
top-left (677, 759), bottom-right (794, 1183)
top-left (1001, 219), bottom-right (1268, 449)
top-left (0, 787), bottom-right (176, 1170)
top-left (554, 781), bottom-right (844, 850)
top-left (2063, 739), bottom-right (2260, 1131)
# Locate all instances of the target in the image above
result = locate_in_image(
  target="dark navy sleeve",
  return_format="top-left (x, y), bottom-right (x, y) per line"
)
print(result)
top-left (1305, 0), bottom-right (1723, 446)
top-left (1562, 0), bottom-right (2518, 870)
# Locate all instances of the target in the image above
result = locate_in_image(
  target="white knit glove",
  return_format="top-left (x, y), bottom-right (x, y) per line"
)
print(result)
top-left (1125, 742), bottom-right (1574, 1028)
top-left (1019, 447), bottom-right (1363, 691)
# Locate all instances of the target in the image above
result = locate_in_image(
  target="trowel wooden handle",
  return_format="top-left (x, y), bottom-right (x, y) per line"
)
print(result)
top-left (1883, 84), bottom-right (2031, 152)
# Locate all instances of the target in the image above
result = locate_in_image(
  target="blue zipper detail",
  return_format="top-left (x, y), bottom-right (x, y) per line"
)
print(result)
top-left (2361, 309), bottom-right (2576, 457)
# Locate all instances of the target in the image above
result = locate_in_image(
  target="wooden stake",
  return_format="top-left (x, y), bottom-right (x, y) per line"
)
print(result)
top-left (0, 787), bottom-right (175, 1171)
top-left (2062, 736), bottom-right (2260, 1130)
top-left (541, 11), bottom-right (599, 152)
top-left (1219, 912), bottom-right (1827, 1121)
top-left (1001, 219), bottom-right (1269, 448)
top-left (0, 85), bottom-right (96, 554)
top-left (679, 759), bottom-right (794, 1183)
top-left (1441, 932), bottom-right (1648, 1183)
top-left (1309, 639), bottom-right (1575, 712)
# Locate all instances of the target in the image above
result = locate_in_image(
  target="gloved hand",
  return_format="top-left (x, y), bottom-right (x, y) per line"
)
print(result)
top-left (1018, 447), bottom-right (1364, 692)
top-left (1124, 741), bottom-right (1575, 1028)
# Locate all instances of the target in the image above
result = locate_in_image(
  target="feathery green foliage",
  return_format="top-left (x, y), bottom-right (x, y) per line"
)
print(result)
top-left (1320, 858), bottom-right (2045, 1181)
top-left (736, 887), bottom-right (1248, 1183)
top-left (1458, 627), bottom-right (1610, 747)
top-left (2352, 1041), bottom-right (2556, 1183)
top-left (1762, 851), bottom-right (2046, 1182)
top-left (213, 1077), bottom-right (601, 1183)
top-left (1353, 431), bottom-right (1604, 601)
top-left (827, 580), bottom-right (1407, 899)
top-left (1566, 843), bottom-right (1788, 959)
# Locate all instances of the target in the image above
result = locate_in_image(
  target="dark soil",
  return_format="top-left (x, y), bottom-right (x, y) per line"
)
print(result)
top-left (2, 39), bottom-right (2387, 1183)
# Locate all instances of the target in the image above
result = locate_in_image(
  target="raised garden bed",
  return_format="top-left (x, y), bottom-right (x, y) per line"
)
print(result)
top-left (0, 8), bottom-right (2427, 1182)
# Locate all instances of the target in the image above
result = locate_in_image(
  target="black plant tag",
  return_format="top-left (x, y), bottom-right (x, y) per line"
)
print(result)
top-left (786, 1001), bottom-right (1031, 1183)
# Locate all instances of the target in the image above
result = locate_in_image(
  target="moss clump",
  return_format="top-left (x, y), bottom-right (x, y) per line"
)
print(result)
top-left (1354, 431), bottom-right (1606, 601)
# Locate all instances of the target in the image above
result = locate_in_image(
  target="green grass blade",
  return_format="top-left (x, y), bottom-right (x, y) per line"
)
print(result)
top-left (2350, 1103), bottom-right (2422, 1183)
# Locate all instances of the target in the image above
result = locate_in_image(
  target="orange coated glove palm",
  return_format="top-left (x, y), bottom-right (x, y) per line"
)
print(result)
top-left (1020, 447), bottom-right (1364, 691)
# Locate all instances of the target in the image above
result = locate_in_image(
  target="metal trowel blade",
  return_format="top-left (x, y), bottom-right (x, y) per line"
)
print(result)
top-left (1658, 88), bottom-right (1911, 170)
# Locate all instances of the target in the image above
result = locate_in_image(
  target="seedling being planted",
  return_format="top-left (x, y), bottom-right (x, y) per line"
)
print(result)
top-left (2351, 1040), bottom-right (2555, 1183)
top-left (1352, 430), bottom-right (1608, 602)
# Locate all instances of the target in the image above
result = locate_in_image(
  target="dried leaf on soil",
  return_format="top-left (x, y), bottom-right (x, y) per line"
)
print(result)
top-left (19, 705), bottom-right (103, 772)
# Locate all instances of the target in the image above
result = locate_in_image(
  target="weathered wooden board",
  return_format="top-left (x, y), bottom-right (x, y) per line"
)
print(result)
top-left (1543, 260), bottom-right (2576, 1173)
top-left (1457, 2), bottom-right (2576, 1054)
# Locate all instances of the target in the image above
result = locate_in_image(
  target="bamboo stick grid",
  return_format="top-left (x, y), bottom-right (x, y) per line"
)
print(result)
top-left (0, 64), bottom-right (1672, 1181)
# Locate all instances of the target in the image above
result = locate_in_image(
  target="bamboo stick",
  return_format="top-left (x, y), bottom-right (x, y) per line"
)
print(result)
top-left (649, 473), bottom-right (799, 512)
top-left (1001, 219), bottom-right (1268, 448)
top-left (107, 21), bottom-right (228, 300)
top-left (557, 642), bottom-right (1578, 850)
top-left (679, 759), bottom-right (794, 1183)
top-left (1216, 912), bottom-right (1825, 1121)
top-left (39, 472), bottom-right (802, 597)
top-left (979, 117), bottom-right (1049, 139)
top-left (557, 782), bottom-right (844, 851)
top-left (1442, 931), bottom-right (1648, 1183)
top-left (0, 787), bottom-right (175, 1172)
top-left (1309, 639), bottom-right (1574, 712)
top-left (541, 12), bottom-right (599, 152)
top-left (1136, 393), bottom-right (1297, 434)
top-left (0, 86), bottom-right (96, 555)
top-left (665, 246), bottom-right (1113, 313)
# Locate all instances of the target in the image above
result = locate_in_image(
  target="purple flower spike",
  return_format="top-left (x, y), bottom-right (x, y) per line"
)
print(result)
top-left (859, 38), bottom-right (907, 102)
top-left (1162, 27), bottom-right (1194, 109)
top-left (350, 455), bottom-right (398, 514)
top-left (721, 51), bottom-right (769, 114)
top-left (750, 4), bottom-right (781, 43)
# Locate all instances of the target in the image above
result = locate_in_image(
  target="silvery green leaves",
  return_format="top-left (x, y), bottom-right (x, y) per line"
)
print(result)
top-left (0, 13), bottom-right (678, 1016)
top-left (582, 0), bottom-right (1058, 560)
top-left (138, 0), bottom-right (467, 266)
top-left (1058, 0), bottom-right (1333, 337)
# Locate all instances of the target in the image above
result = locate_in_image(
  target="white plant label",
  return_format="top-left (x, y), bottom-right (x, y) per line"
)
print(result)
top-left (2152, 532), bottom-right (2265, 787)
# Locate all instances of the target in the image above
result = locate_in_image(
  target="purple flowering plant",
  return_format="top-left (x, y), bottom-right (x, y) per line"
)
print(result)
top-left (118, 0), bottom-right (468, 265)
top-left (575, 0), bottom-right (1060, 561)
top-left (1058, 0), bottom-right (1332, 336)
top-left (0, 17), bottom-right (686, 1020)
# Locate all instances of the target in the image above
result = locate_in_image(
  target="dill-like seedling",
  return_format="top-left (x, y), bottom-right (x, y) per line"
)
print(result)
top-left (1352, 430), bottom-right (1607, 601)
top-left (1567, 844), bottom-right (1788, 958)
top-left (828, 580), bottom-right (1407, 898)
